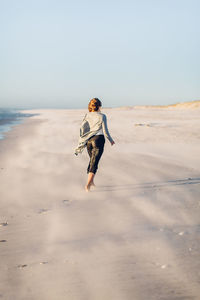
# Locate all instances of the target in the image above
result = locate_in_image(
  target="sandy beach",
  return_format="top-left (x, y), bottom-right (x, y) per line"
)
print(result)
top-left (0, 106), bottom-right (200, 300)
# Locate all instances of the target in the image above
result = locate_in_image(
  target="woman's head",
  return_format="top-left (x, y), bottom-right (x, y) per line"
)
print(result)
top-left (88, 98), bottom-right (102, 112)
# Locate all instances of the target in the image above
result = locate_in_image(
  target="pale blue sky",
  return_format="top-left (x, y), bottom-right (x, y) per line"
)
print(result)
top-left (0, 0), bottom-right (199, 108)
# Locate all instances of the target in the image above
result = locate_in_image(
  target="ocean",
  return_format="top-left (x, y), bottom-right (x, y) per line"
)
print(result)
top-left (0, 108), bottom-right (36, 140)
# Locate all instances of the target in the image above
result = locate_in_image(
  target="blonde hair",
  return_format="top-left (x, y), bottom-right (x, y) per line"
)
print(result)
top-left (88, 98), bottom-right (102, 112)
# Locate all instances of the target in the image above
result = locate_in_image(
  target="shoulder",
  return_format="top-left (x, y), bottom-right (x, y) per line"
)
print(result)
top-left (98, 112), bottom-right (106, 119)
top-left (81, 113), bottom-right (88, 121)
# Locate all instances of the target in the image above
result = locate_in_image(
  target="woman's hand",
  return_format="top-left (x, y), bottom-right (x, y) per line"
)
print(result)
top-left (111, 141), bottom-right (115, 146)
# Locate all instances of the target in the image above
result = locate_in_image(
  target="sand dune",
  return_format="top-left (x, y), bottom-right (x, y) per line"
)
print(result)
top-left (0, 107), bottom-right (200, 300)
top-left (168, 100), bottom-right (200, 108)
top-left (132, 100), bottom-right (200, 110)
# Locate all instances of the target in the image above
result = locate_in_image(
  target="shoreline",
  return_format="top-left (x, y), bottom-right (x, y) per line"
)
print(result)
top-left (0, 110), bottom-right (39, 141)
top-left (1, 100), bottom-right (200, 141)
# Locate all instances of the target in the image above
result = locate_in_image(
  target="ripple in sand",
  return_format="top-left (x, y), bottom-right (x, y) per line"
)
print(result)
top-left (0, 240), bottom-right (7, 242)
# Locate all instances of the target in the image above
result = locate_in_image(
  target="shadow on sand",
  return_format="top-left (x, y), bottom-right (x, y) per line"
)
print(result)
top-left (94, 177), bottom-right (200, 192)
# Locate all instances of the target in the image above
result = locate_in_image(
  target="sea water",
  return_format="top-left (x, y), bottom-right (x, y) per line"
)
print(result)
top-left (0, 108), bottom-right (36, 140)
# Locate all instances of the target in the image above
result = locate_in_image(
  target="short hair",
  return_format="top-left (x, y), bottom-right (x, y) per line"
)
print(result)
top-left (88, 98), bottom-right (102, 112)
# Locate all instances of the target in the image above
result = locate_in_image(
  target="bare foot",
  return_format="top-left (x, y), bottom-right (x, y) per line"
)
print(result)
top-left (85, 180), bottom-right (95, 192)
top-left (85, 185), bottom-right (90, 192)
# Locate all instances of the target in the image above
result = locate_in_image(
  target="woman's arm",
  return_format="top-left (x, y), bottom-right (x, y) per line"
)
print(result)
top-left (102, 114), bottom-right (115, 145)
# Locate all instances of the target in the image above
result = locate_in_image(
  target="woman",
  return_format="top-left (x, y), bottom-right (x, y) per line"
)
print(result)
top-left (75, 98), bottom-right (115, 192)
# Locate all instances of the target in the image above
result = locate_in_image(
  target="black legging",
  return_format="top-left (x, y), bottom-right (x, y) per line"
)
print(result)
top-left (86, 135), bottom-right (105, 174)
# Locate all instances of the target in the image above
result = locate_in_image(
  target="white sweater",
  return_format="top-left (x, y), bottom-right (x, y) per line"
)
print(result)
top-left (74, 112), bottom-right (114, 155)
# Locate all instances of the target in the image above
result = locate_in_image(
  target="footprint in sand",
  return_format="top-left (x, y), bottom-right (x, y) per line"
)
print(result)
top-left (39, 261), bottom-right (48, 265)
top-left (154, 263), bottom-right (170, 269)
top-left (0, 222), bottom-right (8, 227)
top-left (63, 199), bottom-right (71, 204)
top-left (17, 264), bottom-right (28, 269)
top-left (178, 231), bottom-right (185, 236)
top-left (0, 240), bottom-right (7, 243)
top-left (38, 209), bottom-right (49, 214)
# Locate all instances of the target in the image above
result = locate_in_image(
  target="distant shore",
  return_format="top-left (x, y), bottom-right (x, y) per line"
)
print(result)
top-left (112, 100), bottom-right (200, 110)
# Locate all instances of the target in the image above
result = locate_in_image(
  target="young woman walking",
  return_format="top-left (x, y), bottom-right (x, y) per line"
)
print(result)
top-left (75, 98), bottom-right (115, 192)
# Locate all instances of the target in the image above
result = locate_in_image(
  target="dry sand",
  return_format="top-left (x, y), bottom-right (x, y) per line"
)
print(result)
top-left (0, 106), bottom-right (200, 300)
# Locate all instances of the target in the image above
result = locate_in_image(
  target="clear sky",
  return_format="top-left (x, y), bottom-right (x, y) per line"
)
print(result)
top-left (0, 0), bottom-right (199, 109)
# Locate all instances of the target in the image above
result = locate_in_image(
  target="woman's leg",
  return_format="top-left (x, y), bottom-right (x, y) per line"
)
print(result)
top-left (85, 172), bottom-right (95, 192)
top-left (85, 135), bottom-right (105, 191)
top-left (86, 138), bottom-right (93, 174)
top-left (85, 138), bottom-right (95, 191)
